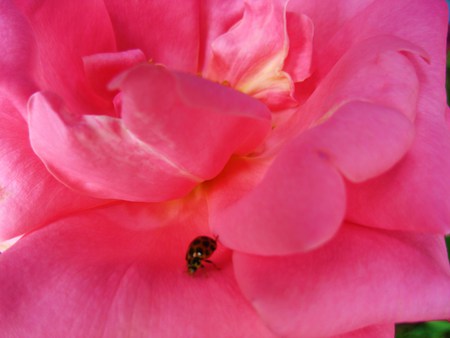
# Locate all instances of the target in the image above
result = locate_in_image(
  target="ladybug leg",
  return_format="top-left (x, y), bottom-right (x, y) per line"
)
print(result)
top-left (204, 259), bottom-right (220, 270)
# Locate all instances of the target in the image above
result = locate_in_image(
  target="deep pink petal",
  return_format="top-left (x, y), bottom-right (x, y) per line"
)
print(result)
top-left (0, 207), bottom-right (275, 338)
top-left (0, 0), bottom-right (37, 114)
top-left (233, 224), bottom-right (450, 337)
top-left (110, 64), bottom-right (272, 179)
top-left (103, 0), bottom-right (200, 73)
top-left (13, 0), bottom-right (117, 115)
top-left (334, 324), bottom-right (394, 338)
top-left (83, 49), bottom-right (147, 102)
top-left (209, 139), bottom-right (345, 256)
top-left (301, 101), bottom-right (414, 182)
top-left (0, 97), bottom-right (105, 240)
top-left (28, 92), bottom-right (201, 202)
top-left (204, 0), bottom-right (297, 110)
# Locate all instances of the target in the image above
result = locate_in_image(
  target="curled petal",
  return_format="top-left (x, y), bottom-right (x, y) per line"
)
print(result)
top-left (284, 12), bottom-right (314, 82)
top-left (301, 101), bottom-right (415, 182)
top-left (28, 92), bottom-right (201, 202)
top-left (346, 111), bottom-right (450, 234)
top-left (233, 224), bottom-right (450, 337)
top-left (83, 49), bottom-right (147, 101)
top-left (13, 0), bottom-right (117, 115)
top-left (205, 0), bottom-right (297, 110)
top-left (103, 0), bottom-right (200, 72)
top-left (294, 35), bottom-right (427, 131)
top-left (0, 97), bottom-right (105, 240)
top-left (110, 64), bottom-right (271, 179)
top-left (209, 141), bottom-right (345, 256)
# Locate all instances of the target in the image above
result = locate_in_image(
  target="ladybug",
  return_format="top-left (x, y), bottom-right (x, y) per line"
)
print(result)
top-left (185, 235), bottom-right (218, 275)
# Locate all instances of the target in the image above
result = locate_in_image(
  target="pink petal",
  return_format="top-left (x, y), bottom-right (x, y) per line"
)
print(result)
top-left (335, 324), bottom-right (394, 338)
top-left (295, 0), bottom-right (447, 83)
top-left (284, 12), bottom-right (314, 82)
top-left (346, 111), bottom-right (450, 234)
top-left (204, 0), bottom-right (297, 110)
top-left (233, 224), bottom-right (450, 337)
top-left (0, 97), bottom-right (105, 240)
top-left (82, 49), bottom-right (147, 102)
top-left (301, 101), bottom-right (414, 182)
top-left (103, 0), bottom-right (200, 73)
top-left (293, 35), bottom-right (426, 131)
top-left (28, 92), bottom-right (201, 202)
top-left (287, 0), bottom-right (375, 80)
top-left (209, 139), bottom-right (345, 256)
top-left (110, 64), bottom-right (272, 179)
top-left (344, 2), bottom-right (450, 234)
top-left (0, 207), bottom-right (276, 337)
top-left (13, 0), bottom-right (116, 115)
top-left (198, 0), bottom-right (245, 71)
top-left (0, 0), bottom-right (37, 114)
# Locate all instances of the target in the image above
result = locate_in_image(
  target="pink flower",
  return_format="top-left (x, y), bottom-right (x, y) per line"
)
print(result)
top-left (1, 0), bottom-right (449, 336)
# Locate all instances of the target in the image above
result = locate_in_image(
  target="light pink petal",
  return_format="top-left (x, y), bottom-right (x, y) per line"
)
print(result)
top-left (209, 138), bottom-right (345, 256)
top-left (233, 224), bottom-right (450, 337)
top-left (82, 49), bottom-right (147, 102)
top-left (0, 97), bottom-right (105, 240)
top-left (334, 324), bottom-right (394, 338)
top-left (284, 12), bottom-right (314, 82)
top-left (204, 0), bottom-right (297, 110)
top-left (28, 92), bottom-right (202, 202)
top-left (13, 0), bottom-right (116, 115)
top-left (0, 0), bottom-right (37, 114)
top-left (0, 207), bottom-right (275, 338)
top-left (103, 0), bottom-right (200, 73)
top-left (301, 101), bottom-right (414, 182)
top-left (110, 64), bottom-right (271, 179)
top-left (293, 35), bottom-right (426, 132)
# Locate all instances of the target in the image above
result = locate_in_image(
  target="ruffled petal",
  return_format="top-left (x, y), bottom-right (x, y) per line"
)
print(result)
top-left (103, 0), bottom-right (200, 73)
top-left (28, 92), bottom-right (201, 202)
top-left (204, 0), bottom-right (297, 110)
top-left (0, 207), bottom-right (275, 338)
top-left (209, 138), bottom-right (345, 256)
top-left (233, 224), bottom-right (450, 337)
top-left (13, 0), bottom-right (117, 115)
top-left (0, 97), bottom-right (105, 240)
top-left (110, 64), bottom-right (271, 179)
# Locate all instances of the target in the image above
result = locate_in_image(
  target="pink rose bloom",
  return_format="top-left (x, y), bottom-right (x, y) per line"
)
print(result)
top-left (1, 0), bottom-right (449, 336)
